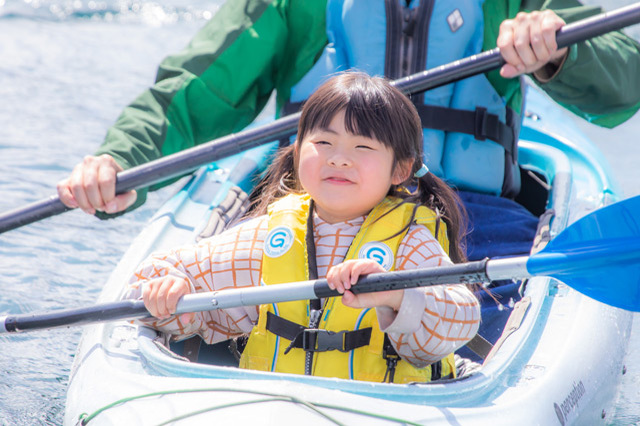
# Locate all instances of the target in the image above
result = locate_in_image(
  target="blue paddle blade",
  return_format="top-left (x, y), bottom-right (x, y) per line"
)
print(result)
top-left (526, 195), bottom-right (640, 312)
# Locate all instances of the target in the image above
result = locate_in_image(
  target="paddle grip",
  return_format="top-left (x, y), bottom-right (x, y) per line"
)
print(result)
top-left (0, 195), bottom-right (70, 234)
top-left (312, 259), bottom-right (489, 299)
top-left (0, 299), bottom-right (149, 333)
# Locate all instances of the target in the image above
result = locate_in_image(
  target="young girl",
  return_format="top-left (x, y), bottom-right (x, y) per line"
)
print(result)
top-left (126, 72), bottom-right (480, 383)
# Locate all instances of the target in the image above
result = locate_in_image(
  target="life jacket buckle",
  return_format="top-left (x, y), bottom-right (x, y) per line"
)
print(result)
top-left (474, 107), bottom-right (488, 141)
top-left (302, 329), bottom-right (347, 352)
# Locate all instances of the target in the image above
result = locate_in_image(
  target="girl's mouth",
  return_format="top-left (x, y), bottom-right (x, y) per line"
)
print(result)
top-left (324, 176), bottom-right (353, 185)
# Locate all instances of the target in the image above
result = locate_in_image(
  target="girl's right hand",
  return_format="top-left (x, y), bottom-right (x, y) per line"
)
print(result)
top-left (142, 276), bottom-right (195, 324)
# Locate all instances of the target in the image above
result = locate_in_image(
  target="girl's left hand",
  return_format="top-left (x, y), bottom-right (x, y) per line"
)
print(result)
top-left (326, 259), bottom-right (404, 310)
top-left (498, 10), bottom-right (568, 78)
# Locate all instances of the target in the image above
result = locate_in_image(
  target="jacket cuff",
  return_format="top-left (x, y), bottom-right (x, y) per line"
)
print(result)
top-left (533, 46), bottom-right (573, 83)
top-left (376, 288), bottom-right (426, 334)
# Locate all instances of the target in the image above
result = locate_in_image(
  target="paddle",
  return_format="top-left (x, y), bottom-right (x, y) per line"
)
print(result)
top-left (1, 3), bottom-right (640, 235)
top-left (2, 195), bottom-right (638, 334)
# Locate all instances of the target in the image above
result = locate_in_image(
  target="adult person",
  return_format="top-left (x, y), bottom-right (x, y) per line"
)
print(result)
top-left (57, 0), bottom-right (640, 259)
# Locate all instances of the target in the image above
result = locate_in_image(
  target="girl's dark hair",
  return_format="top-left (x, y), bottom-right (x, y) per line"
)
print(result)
top-left (251, 72), bottom-right (468, 263)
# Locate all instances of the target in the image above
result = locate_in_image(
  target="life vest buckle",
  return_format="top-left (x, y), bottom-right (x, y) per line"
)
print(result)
top-left (302, 329), bottom-right (348, 352)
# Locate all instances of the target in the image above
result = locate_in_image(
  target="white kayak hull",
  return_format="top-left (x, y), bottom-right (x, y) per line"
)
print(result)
top-left (65, 87), bottom-right (632, 425)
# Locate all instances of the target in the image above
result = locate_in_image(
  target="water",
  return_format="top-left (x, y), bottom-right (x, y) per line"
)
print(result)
top-left (0, 0), bottom-right (638, 424)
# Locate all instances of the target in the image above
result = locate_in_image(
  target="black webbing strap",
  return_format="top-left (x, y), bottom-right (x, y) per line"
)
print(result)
top-left (415, 104), bottom-right (515, 153)
top-left (266, 311), bottom-right (305, 341)
top-left (382, 334), bottom-right (452, 382)
top-left (382, 334), bottom-right (400, 383)
top-left (266, 311), bottom-right (373, 354)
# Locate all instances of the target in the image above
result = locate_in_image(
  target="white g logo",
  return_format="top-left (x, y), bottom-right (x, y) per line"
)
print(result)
top-left (358, 242), bottom-right (394, 271)
top-left (264, 226), bottom-right (295, 258)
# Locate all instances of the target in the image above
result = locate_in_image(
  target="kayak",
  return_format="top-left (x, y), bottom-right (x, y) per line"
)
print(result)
top-left (64, 85), bottom-right (633, 425)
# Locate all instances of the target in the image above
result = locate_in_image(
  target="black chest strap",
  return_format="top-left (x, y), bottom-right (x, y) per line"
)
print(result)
top-left (282, 101), bottom-right (516, 155)
top-left (415, 104), bottom-right (516, 154)
top-left (266, 311), bottom-right (372, 354)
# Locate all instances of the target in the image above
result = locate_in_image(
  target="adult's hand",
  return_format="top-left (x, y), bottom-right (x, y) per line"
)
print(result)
top-left (498, 10), bottom-right (569, 78)
top-left (57, 154), bottom-right (137, 215)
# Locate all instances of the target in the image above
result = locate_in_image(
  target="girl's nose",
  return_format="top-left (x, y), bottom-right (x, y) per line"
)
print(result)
top-left (328, 151), bottom-right (352, 167)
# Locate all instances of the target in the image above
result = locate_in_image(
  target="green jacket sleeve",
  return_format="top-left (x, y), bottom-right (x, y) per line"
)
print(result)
top-left (94, 0), bottom-right (327, 216)
top-left (484, 0), bottom-right (640, 127)
top-left (528, 0), bottom-right (640, 127)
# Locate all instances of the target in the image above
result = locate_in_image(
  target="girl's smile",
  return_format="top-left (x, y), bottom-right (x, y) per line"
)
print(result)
top-left (297, 110), bottom-right (410, 224)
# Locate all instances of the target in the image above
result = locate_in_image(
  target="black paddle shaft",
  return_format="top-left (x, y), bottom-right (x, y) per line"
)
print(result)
top-left (1, 2), bottom-right (639, 234)
top-left (2, 299), bottom-right (149, 333)
top-left (1, 259), bottom-right (489, 333)
top-left (313, 259), bottom-right (488, 299)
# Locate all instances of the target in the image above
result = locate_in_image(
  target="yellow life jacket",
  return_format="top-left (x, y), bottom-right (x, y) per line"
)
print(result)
top-left (239, 193), bottom-right (456, 383)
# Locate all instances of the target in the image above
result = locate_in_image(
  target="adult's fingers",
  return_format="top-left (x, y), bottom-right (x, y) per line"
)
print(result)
top-left (497, 18), bottom-right (524, 78)
top-left (82, 156), bottom-right (106, 212)
top-left (58, 154), bottom-right (135, 215)
top-left (56, 177), bottom-right (78, 209)
top-left (539, 11), bottom-right (567, 63)
top-left (511, 12), bottom-right (539, 69)
top-left (105, 191), bottom-right (138, 214)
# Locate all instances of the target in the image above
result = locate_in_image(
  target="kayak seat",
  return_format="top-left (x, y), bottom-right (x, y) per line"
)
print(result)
top-left (169, 337), bottom-right (240, 367)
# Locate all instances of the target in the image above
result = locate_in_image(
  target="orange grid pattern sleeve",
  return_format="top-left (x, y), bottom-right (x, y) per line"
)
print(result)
top-left (124, 216), bottom-right (269, 344)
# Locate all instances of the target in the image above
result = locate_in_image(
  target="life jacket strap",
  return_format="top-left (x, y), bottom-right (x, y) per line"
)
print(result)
top-left (415, 104), bottom-right (516, 154)
top-left (266, 311), bottom-right (372, 354)
top-left (382, 334), bottom-right (400, 383)
top-left (283, 101), bottom-right (516, 156)
top-left (382, 334), bottom-right (453, 383)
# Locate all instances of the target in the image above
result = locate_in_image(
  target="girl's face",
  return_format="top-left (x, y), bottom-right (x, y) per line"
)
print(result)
top-left (297, 110), bottom-right (410, 224)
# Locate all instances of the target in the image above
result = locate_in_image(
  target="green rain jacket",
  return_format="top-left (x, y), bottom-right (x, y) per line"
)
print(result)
top-left (95, 0), bottom-right (640, 214)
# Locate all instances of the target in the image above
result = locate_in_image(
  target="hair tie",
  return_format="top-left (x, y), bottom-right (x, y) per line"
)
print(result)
top-left (414, 163), bottom-right (429, 178)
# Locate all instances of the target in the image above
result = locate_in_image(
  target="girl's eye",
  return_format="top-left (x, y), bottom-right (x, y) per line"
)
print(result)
top-left (356, 145), bottom-right (373, 150)
top-left (314, 140), bottom-right (330, 146)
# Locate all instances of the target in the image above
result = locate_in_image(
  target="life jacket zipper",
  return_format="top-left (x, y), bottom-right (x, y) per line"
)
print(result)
top-left (385, 0), bottom-right (434, 104)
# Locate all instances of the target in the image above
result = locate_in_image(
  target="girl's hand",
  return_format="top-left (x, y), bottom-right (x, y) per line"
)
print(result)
top-left (57, 154), bottom-right (137, 215)
top-left (326, 259), bottom-right (404, 310)
top-left (142, 276), bottom-right (194, 324)
top-left (497, 10), bottom-right (568, 78)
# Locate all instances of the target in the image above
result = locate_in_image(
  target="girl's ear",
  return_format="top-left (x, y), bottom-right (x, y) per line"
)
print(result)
top-left (392, 159), bottom-right (414, 185)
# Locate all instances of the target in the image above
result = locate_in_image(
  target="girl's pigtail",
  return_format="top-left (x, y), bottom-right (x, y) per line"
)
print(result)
top-left (249, 144), bottom-right (298, 216)
top-left (416, 173), bottom-right (468, 264)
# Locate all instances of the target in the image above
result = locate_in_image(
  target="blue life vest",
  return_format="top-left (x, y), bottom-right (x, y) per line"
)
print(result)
top-left (286, 0), bottom-right (521, 196)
